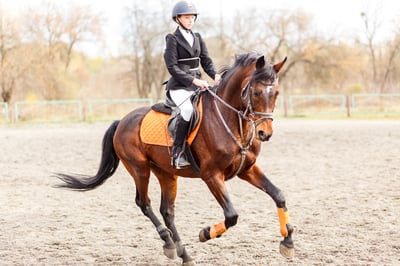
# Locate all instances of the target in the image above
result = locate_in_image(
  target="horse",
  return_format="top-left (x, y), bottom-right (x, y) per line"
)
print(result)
top-left (56, 52), bottom-right (294, 265)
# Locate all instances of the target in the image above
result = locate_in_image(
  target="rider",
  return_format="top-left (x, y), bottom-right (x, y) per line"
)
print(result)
top-left (164, 1), bottom-right (221, 169)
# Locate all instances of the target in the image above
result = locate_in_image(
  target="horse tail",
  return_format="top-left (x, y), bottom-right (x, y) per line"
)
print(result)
top-left (55, 120), bottom-right (120, 191)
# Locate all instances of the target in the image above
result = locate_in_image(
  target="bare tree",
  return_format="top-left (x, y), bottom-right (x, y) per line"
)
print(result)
top-left (2, 1), bottom-right (400, 107)
top-left (23, 1), bottom-right (105, 99)
top-left (228, 8), bottom-right (336, 93)
top-left (63, 3), bottom-right (105, 70)
top-left (263, 9), bottom-right (316, 74)
top-left (0, 8), bottom-right (27, 103)
top-left (122, 1), bottom-right (170, 100)
top-left (229, 8), bottom-right (271, 53)
top-left (25, 2), bottom-right (63, 62)
top-left (360, 8), bottom-right (382, 91)
top-left (359, 2), bottom-right (400, 92)
top-left (379, 16), bottom-right (400, 92)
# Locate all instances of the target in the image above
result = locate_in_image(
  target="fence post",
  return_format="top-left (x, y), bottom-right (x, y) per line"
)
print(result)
top-left (283, 96), bottom-right (288, 117)
top-left (346, 95), bottom-right (351, 117)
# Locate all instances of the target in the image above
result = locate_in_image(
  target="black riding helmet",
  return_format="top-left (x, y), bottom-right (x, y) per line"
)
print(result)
top-left (172, 1), bottom-right (199, 26)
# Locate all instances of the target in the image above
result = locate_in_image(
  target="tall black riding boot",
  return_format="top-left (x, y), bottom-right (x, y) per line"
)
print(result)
top-left (171, 117), bottom-right (191, 169)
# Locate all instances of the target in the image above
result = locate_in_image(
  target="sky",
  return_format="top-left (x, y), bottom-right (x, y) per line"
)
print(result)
top-left (2, 0), bottom-right (399, 57)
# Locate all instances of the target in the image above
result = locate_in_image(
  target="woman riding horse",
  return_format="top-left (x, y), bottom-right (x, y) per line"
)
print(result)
top-left (56, 52), bottom-right (293, 265)
top-left (164, 1), bottom-right (221, 169)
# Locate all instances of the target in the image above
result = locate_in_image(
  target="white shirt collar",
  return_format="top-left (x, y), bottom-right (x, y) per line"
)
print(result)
top-left (179, 27), bottom-right (194, 47)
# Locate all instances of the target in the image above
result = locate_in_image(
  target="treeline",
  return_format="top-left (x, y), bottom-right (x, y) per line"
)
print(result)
top-left (1, 1), bottom-right (399, 104)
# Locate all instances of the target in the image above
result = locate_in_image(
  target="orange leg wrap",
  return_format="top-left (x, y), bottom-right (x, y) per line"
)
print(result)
top-left (277, 208), bottom-right (290, 237)
top-left (209, 221), bottom-right (227, 239)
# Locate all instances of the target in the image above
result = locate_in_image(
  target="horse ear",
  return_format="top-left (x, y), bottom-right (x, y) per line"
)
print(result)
top-left (256, 55), bottom-right (265, 69)
top-left (273, 56), bottom-right (287, 74)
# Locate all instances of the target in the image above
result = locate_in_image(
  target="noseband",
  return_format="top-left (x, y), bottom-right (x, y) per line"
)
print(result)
top-left (206, 80), bottom-right (276, 176)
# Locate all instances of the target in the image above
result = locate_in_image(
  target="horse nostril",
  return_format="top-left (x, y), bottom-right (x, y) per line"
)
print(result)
top-left (258, 131), bottom-right (272, 141)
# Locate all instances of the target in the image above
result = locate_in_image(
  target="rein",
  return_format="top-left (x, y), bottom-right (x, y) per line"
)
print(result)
top-left (206, 84), bottom-right (273, 177)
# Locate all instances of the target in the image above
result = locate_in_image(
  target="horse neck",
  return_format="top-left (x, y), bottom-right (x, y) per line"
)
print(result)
top-left (218, 66), bottom-right (253, 109)
top-left (210, 66), bottom-right (255, 138)
top-left (205, 74), bottom-right (257, 154)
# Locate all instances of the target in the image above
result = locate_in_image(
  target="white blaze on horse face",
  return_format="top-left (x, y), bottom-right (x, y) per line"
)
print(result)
top-left (266, 85), bottom-right (273, 94)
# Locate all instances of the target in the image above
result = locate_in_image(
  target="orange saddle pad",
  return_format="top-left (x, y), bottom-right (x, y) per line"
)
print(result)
top-left (140, 101), bottom-right (203, 147)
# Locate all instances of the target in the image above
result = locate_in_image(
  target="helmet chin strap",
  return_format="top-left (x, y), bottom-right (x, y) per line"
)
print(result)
top-left (176, 17), bottom-right (195, 32)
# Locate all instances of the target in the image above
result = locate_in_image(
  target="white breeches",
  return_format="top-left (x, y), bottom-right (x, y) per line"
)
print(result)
top-left (169, 89), bottom-right (194, 122)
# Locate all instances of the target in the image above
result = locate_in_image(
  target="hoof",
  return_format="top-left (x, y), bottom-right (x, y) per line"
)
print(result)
top-left (198, 227), bottom-right (210, 242)
top-left (279, 241), bottom-right (294, 259)
top-left (182, 260), bottom-right (196, 266)
top-left (163, 247), bottom-right (177, 259)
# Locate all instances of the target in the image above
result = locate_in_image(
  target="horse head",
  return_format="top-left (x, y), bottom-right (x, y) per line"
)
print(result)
top-left (214, 53), bottom-right (287, 144)
top-left (242, 55), bottom-right (287, 141)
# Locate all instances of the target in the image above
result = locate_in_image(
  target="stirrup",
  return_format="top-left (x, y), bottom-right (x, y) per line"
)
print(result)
top-left (172, 153), bottom-right (191, 169)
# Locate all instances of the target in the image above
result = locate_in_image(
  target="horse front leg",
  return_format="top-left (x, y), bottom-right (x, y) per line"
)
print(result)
top-left (199, 175), bottom-right (238, 242)
top-left (238, 164), bottom-right (295, 259)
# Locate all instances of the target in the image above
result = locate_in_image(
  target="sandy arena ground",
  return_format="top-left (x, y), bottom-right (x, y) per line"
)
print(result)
top-left (1, 119), bottom-right (399, 265)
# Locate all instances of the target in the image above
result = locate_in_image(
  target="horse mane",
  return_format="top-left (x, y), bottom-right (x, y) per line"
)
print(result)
top-left (219, 52), bottom-right (276, 89)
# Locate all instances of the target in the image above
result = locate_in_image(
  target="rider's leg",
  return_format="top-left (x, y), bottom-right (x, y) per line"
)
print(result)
top-left (169, 89), bottom-right (194, 121)
top-left (169, 89), bottom-right (194, 169)
top-left (171, 116), bottom-right (190, 168)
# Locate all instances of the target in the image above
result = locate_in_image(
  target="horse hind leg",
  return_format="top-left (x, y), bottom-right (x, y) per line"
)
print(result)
top-left (152, 167), bottom-right (194, 266)
top-left (134, 187), bottom-right (177, 260)
top-left (121, 160), bottom-right (177, 260)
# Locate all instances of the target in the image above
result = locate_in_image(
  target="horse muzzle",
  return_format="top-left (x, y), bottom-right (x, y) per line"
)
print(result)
top-left (257, 130), bottom-right (273, 141)
top-left (254, 117), bottom-right (273, 141)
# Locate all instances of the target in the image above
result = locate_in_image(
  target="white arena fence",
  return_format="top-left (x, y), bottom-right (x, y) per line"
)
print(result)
top-left (286, 94), bottom-right (348, 118)
top-left (2, 94), bottom-right (400, 123)
top-left (1, 102), bottom-right (10, 123)
top-left (285, 93), bottom-right (400, 118)
top-left (11, 98), bottom-right (152, 123)
top-left (349, 93), bottom-right (400, 117)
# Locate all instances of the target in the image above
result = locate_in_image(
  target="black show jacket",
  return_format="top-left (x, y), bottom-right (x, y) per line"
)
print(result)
top-left (164, 27), bottom-right (217, 91)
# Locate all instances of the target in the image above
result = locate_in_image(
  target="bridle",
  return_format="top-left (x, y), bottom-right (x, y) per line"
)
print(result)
top-left (241, 80), bottom-right (277, 125)
top-left (205, 78), bottom-right (277, 176)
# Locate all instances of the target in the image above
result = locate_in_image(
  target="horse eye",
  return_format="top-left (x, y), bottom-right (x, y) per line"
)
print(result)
top-left (254, 89), bottom-right (262, 97)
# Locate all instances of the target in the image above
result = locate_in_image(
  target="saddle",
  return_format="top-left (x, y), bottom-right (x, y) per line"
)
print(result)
top-left (151, 91), bottom-right (202, 136)
top-left (140, 92), bottom-right (203, 174)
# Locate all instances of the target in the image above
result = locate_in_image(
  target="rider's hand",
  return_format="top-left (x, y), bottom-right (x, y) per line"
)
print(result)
top-left (193, 78), bottom-right (209, 90)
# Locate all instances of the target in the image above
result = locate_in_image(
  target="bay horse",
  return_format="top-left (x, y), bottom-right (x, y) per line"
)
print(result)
top-left (56, 52), bottom-right (294, 265)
